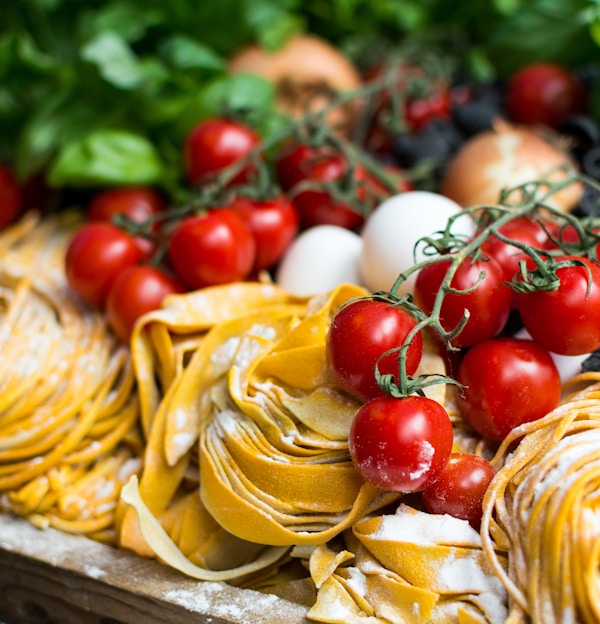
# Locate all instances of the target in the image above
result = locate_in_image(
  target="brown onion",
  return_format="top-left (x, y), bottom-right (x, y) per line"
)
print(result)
top-left (228, 34), bottom-right (362, 132)
top-left (440, 119), bottom-right (583, 212)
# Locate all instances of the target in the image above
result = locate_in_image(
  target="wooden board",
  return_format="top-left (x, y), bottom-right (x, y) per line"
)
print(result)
top-left (0, 513), bottom-right (310, 624)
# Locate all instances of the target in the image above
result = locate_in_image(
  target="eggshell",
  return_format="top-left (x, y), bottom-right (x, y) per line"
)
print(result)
top-left (515, 328), bottom-right (588, 383)
top-left (358, 191), bottom-right (475, 295)
top-left (275, 225), bottom-right (363, 296)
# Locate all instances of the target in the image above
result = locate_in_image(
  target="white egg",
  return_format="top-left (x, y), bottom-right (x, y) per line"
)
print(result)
top-left (275, 225), bottom-right (364, 296)
top-left (515, 328), bottom-right (589, 383)
top-left (358, 191), bottom-right (476, 295)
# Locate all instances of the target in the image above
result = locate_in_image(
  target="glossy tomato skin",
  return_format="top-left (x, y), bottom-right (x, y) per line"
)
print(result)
top-left (505, 62), bottom-right (586, 128)
top-left (326, 299), bottom-right (423, 402)
top-left (456, 337), bottom-right (561, 440)
top-left (349, 395), bottom-right (453, 493)
top-left (274, 142), bottom-right (326, 191)
top-left (166, 209), bottom-right (256, 289)
top-left (229, 194), bottom-right (299, 271)
top-left (517, 255), bottom-right (600, 355)
top-left (184, 118), bottom-right (260, 186)
top-left (65, 222), bottom-right (147, 309)
top-left (414, 255), bottom-right (512, 348)
top-left (0, 165), bottom-right (24, 230)
top-left (106, 265), bottom-right (184, 343)
top-left (422, 453), bottom-right (496, 529)
top-left (481, 216), bottom-right (553, 282)
top-left (87, 186), bottom-right (165, 225)
top-left (289, 152), bottom-right (368, 231)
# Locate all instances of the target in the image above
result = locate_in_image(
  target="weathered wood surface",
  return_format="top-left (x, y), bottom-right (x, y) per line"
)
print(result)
top-left (0, 514), bottom-right (309, 624)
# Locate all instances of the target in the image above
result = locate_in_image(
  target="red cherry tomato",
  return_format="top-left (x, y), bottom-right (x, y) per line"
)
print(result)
top-left (517, 255), bottom-right (600, 355)
top-left (0, 164), bottom-right (24, 230)
top-left (405, 81), bottom-right (452, 132)
top-left (88, 186), bottom-right (165, 225)
top-left (505, 62), bottom-right (586, 128)
top-left (481, 216), bottom-right (553, 282)
top-left (274, 142), bottom-right (327, 191)
top-left (87, 186), bottom-right (165, 256)
top-left (456, 337), bottom-right (561, 440)
top-left (166, 209), bottom-right (256, 289)
top-left (326, 299), bottom-right (423, 402)
top-left (65, 222), bottom-right (147, 309)
top-left (184, 118), bottom-right (260, 186)
top-left (229, 194), bottom-right (299, 271)
top-left (106, 265), bottom-right (184, 343)
top-left (290, 152), bottom-right (369, 231)
top-left (422, 453), bottom-right (496, 529)
top-left (349, 395), bottom-right (454, 493)
top-left (414, 255), bottom-right (512, 348)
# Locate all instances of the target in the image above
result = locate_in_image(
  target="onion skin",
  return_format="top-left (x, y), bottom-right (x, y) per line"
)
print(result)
top-left (440, 120), bottom-right (583, 212)
top-left (228, 34), bottom-right (362, 132)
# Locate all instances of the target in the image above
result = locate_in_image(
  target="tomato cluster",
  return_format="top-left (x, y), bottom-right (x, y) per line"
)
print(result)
top-left (327, 200), bottom-right (600, 527)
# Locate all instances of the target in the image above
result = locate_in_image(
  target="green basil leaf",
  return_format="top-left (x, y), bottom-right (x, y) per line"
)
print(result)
top-left (81, 32), bottom-right (144, 90)
top-left (47, 129), bottom-right (164, 187)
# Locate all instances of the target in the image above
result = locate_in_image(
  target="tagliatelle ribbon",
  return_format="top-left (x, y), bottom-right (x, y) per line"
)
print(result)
top-left (0, 212), bottom-right (142, 543)
top-left (481, 373), bottom-right (600, 624)
top-left (119, 282), bottom-right (409, 580)
top-left (306, 504), bottom-right (509, 624)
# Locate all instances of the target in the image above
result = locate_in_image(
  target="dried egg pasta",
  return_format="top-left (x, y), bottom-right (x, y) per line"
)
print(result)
top-left (481, 373), bottom-right (600, 624)
top-left (0, 212), bottom-right (142, 543)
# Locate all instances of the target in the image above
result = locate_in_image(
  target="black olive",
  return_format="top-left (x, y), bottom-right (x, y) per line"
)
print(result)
top-left (582, 145), bottom-right (600, 179)
top-left (452, 88), bottom-right (504, 137)
top-left (559, 115), bottom-right (600, 160)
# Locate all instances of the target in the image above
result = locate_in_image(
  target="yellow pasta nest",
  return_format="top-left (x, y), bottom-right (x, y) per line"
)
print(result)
top-left (482, 375), bottom-right (600, 624)
top-left (4, 213), bottom-right (600, 623)
top-left (0, 212), bottom-right (142, 543)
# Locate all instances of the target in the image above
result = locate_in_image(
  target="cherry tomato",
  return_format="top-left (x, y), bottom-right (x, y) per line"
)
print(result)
top-left (481, 216), bottom-right (553, 282)
top-left (184, 118), bottom-right (260, 186)
top-left (65, 222), bottom-right (147, 309)
top-left (422, 453), bottom-right (496, 529)
top-left (87, 186), bottom-right (165, 256)
top-left (0, 164), bottom-right (24, 230)
top-left (505, 62), bottom-right (586, 128)
top-left (290, 152), bottom-right (369, 231)
top-left (327, 299), bottom-right (423, 402)
top-left (518, 255), bottom-right (600, 355)
top-left (166, 209), bottom-right (256, 289)
top-left (349, 395), bottom-right (453, 493)
top-left (88, 186), bottom-right (165, 226)
top-left (229, 194), bottom-right (299, 271)
top-left (106, 265), bottom-right (184, 343)
top-left (414, 255), bottom-right (512, 348)
top-left (553, 223), bottom-right (600, 257)
top-left (405, 80), bottom-right (452, 132)
top-left (274, 142), bottom-right (327, 191)
top-left (456, 337), bottom-right (561, 440)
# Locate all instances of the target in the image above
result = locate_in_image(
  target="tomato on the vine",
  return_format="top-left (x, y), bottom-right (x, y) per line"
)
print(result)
top-left (481, 216), bottom-right (554, 282)
top-left (422, 453), bottom-right (496, 529)
top-left (456, 336), bottom-right (561, 440)
top-left (274, 142), bottom-right (326, 192)
top-left (349, 395), bottom-right (453, 493)
top-left (286, 150), bottom-right (370, 231)
top-left (326, 299), bottom-right (423, 401)
top-left (184, 118), bottom-right (261, 186)
top-left (505, 62), bottom-right (586, 128)
top-left (106, 265), bottom-right (184, 343)
top-left (517, 255), bottom-right (600, 355)
top-left (65, 222), bottom-right (148, 309)
top-left (0, 164), bottom-right (24, 231)
top-left (326, 298), bottom-right (423, 402)
top-left (166, 209), bottom-right (256, 289)
top-left (229, 194), bottom-right (299, 272)
top-left (88, 186), bottom-right (165, 226)
top-left (414, 255), bottom-right (512, 348)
